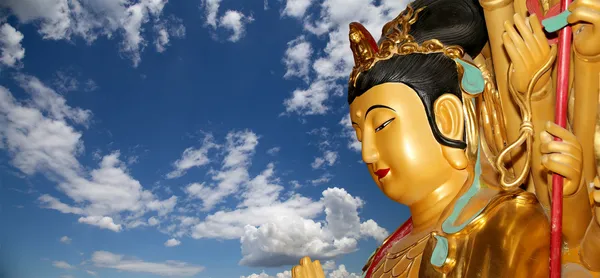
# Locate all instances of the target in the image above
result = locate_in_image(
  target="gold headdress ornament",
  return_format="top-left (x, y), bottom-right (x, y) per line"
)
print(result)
top-left (349, 5), bottom-right (465, 87)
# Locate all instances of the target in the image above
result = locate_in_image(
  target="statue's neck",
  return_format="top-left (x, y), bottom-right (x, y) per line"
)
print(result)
top-left (408, 168), bottom-right (469, 233)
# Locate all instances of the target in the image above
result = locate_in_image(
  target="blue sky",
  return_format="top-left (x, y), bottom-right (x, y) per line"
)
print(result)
top-left (0, 0), bottom-right (411, 277)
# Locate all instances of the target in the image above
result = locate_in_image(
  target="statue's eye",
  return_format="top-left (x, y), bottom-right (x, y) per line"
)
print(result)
top-left (375, 118), bottom-right (395, 132)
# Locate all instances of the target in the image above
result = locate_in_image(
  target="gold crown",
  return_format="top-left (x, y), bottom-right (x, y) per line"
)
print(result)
top-left (349, 5), bottom-right (466, 87)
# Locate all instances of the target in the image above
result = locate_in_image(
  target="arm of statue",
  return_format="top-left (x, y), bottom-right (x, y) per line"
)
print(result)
top-left (291, 257), bottom-right (325, 278)
top-left (568, 0), bottom-right (600, 185)
top-left (502, 13), bottom-right (555, 208)
top-left (580, 177), bottom-right (600, 271)
top-left (540, 122), bottom-right (592, 247)
top-left (479, 0), bottom-right (532, 177)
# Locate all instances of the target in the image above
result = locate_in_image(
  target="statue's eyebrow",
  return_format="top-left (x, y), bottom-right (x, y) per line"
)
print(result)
top-left (365, 105), bottom-right (395, 119)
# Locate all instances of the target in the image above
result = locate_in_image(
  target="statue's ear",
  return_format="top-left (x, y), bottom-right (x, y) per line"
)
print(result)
top-left (434, 94), bottom-right (468, 170)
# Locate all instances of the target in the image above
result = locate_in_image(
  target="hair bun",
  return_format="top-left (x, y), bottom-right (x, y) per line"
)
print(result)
top-left (389, 0), bottom-right (488, 58)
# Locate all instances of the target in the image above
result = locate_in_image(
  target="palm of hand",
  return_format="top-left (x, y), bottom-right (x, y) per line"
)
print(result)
top-left (568, 0), bottom-right (600, 57)
top-left (503, 14), bottom-right (552, 93)
top-left (292, 257), bottom-right (326, 278)
top-left (540, 121), bottom-right (583, 196)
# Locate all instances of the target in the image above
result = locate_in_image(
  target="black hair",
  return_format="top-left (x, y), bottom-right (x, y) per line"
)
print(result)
top-left (347, 0), bottom-right (488, 149)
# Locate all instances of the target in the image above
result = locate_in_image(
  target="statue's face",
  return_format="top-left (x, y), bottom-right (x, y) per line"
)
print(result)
top-left (349, 83), bottom-right (455, 205)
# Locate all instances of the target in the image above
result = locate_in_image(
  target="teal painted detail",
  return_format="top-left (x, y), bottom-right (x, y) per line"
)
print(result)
top-left (431, 235), bottom-right (449, 267)
top-left (441, 145), bottom-right (486, 234)
top-left (432, 142), bottom-right (487, 267)
top-left (542, 10), bottom-right (572, 33)
top-left (454, 58), bottom-right (485, 95)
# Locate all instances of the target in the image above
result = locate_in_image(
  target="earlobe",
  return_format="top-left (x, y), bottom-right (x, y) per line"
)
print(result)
top-left (434, 94), bottom-right (468, 170)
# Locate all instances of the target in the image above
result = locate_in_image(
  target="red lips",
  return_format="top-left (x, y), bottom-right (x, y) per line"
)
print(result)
top-left (375, 168), bottom-right (390, 179)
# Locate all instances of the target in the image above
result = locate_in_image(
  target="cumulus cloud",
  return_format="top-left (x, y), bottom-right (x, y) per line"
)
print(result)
top-left (168, 132), bottom-right (387, 267)
top-left (78, 216), bottom-right (122, 232)
top-left (91, 251), bottom-right (204, 276)
top-left (220, 10), bottom-right (254, 42)
top-left (0, 23), bottom-right (25, 67)
top-left (60, 236), bottom-right (72, 244)
top-left (201, 0), bottom-right (254, 42)
top-left (53, 261), bottom-right (74, 269)
top-left (164, 238), bottom-right (181, 247)
top-left (241, 271), bottom-right (292, 278)
top-left (282, 0), bottom-right (409, 115)
top-left (282, 0), bottom-right (314, 18)
top-left (241, 261), bottom-right (360, 278)
top-left (283, 80), bottom-right (342, 115)
top-left (283, 36), bottom-right (313, 82)
top-left (0, 76), bottom-right (177, 232)
top-left (0, 0), bottom-right (184, 66)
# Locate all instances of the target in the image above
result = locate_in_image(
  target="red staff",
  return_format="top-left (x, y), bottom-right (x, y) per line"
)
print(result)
top-left (540, 0), bottom-right (573, 276)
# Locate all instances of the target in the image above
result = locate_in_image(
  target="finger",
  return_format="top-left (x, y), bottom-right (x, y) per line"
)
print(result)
top-left (313, 260), bottom-right (324, 278)
top-left (300, 257), bottom-right (311, 266)
top-left (502, 32), bottom-right (525, 66)
top-left (528, 14), bottom-right (551, 54)
top-left (569, 1), bottom-right (600, 13)
top-left (544, 121), bottom-right (581, 148)
top-left (594, 190), bottom-right (600, 203)
top-left (514, 14), bottom-right (542, 55)
top-left (541, 154), bottom-right (581, 179)
top-left (504, 20), bottom-right (534, 65)
top-left (540, 141), bottom-right (583, 161)
top-left (293, 266), bottom-right (304, 278)
top-left (567, 7), bottom-right (600, 26)
top-left (540, 130), bottom-right (553, 144)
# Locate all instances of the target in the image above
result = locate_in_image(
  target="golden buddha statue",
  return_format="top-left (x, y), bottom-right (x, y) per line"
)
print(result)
top-left (290, 0), bottom-right (600, 276)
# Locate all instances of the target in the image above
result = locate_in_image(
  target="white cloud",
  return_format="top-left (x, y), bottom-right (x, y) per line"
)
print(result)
top-left (329, 264), bottom-right (360, 278)
top-left (283, 80), bottom-right (341, 115)
top-left (154, 17), bottom-right (186, 53)
top-left (148, 216), bottom-right (160, 226)
top-left (311, 150), bottom-right (338, 169)
top-left (203, 0), bottom-right (221, 28)
top-left (267, 147), bottom-right (280, 156)
top-left (91, 251), bottom-right (204, 277)
top-left (53, 260), bottom-right (74, 269)
top-left (86, 270), bottom-right (98, 276)
top-left (164, 238), bottom-right (181, 247)
top-left (241, 262), bottom-right (360, 278)
top-left (339, 115), bottom-right (360, 152)
top-left (360, 219), bottom-right (388, 243)
top-left (241, 271), bottom-right (292, 278)
top-left (282, 0), bottom-right (313, 18)
top-left (201, 0), bottom-right (254, 42)
top-left (0, 23), bottom-right (25, 67)
top-left (60, 236), bottom-right (72, 244)
top-left (0, 0), bottom-right (184, 66)
top-left (167, 134), bottom-right (218, 179)
top-left (167, 131), bottom-right (387, 267)
top-left (220, 10), bottom-right (254, 42)
top-left (0, 76), bottom-right (177, 232)
top-left (78, 216), bottom-right (122, 232)
top-left (282, 0), bottom-right (409, 115)
top-left (185, 130), bottom-right (258, 211)
top-left (283, 36), bottom-right (313, 82)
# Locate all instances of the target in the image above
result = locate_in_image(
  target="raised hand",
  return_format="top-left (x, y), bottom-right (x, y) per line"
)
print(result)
top-left (292, 257), bottom-right (325, 278)
top-left (503, 13), bottom-right (552, 93)
top-left (540, 121), bottom-right (584, 196)
top-left (568, 0), bottom-right (600, 58)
